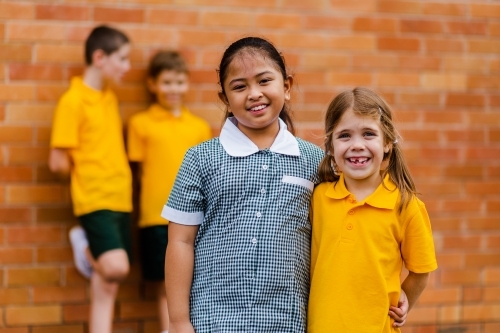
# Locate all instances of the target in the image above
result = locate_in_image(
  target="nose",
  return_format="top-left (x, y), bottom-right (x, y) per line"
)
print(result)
top-left (350, 136), bottom-right (365, 150)
top-left (247, 84), bottom-right (263, 100)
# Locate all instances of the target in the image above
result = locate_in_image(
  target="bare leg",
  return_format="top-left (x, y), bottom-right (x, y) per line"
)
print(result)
top-left (86, 248), bottom-right (129, 333)
top-left (157, 281), bottom-right (169, 331)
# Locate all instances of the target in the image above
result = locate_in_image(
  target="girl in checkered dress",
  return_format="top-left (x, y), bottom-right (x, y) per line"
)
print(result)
top-left (162, 37), bottom-right (323, 332)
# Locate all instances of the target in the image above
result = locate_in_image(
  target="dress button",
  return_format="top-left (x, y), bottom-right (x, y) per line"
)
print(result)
top-left (347, 223), bottom-right (353, 230)
top-left (251, 238), bottom-right (257, 244)
top-left (256, 212), bottom-right (262, 218)
top-left (348, 210), bottom-right (354, 215)
top-left (260, 188), bottom-right (266, 194)
top-left (262, 165), bottom-right (268, 170)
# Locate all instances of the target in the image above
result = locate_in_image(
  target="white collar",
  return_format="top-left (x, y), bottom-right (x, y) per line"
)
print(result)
top-left (219, 117), bottom-right (300, 157)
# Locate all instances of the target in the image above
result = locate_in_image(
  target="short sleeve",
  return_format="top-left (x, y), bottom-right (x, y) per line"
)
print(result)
top-left (50, 95), bottom-right (81, 148)
top-left (401, 201), bottom-right (438, 273)
top-left (127, 116), bottom-right (145, 162)
top-left (161, 148), bottom-right (205, 225)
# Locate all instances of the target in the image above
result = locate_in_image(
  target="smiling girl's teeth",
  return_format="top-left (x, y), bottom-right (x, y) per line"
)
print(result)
top-left (349, 157), bottom-right (368, 163)
top-left (250, 105), bottom-right (266, 111)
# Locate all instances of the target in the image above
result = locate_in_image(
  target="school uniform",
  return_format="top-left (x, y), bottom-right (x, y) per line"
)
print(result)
top-left (162, 117), bottom-right (323, 332)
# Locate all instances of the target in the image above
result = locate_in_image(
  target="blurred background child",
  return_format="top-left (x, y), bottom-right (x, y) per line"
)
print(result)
top-left (127, 50), bottom-right (212, 333)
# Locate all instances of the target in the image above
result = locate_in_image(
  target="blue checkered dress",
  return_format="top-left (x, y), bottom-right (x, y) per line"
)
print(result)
top-left (164, 129), bottom-right (323, 332)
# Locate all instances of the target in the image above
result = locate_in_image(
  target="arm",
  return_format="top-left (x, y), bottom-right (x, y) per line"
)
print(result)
top-left (401, 271), bottom-right (429, 311)
top-left (165, 222), bottom-right (199, 333)
top-left (48, 148), bottom-right (72, 177)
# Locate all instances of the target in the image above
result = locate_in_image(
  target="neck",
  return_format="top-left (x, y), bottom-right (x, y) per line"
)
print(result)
top-left (157, 103), bottom-right (182, 117)
top-left (237, 119), bottom-right (280, 150)
top-left (343, 174), bottom-right (382, 202)
top-left (83, 66), bottom-right (105, 91)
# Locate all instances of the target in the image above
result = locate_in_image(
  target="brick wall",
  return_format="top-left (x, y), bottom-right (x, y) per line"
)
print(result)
top-left (0, 1), bottom-right (499, 332)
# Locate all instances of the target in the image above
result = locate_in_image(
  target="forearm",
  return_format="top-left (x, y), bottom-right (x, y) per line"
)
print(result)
top-left (165, 237), bottom-right (195, 324)
top-left (48, 148), bottom-right (72, 177)
top-left (401, 271), bottom-right (430, 311)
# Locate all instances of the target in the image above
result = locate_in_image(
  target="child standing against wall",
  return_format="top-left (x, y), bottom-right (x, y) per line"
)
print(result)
top-left (308, 87), bottom-right (438, 332)
top-left (127, 51), bottom-right (211, 333)
top-left (49, 25), bottom-right (133, 333)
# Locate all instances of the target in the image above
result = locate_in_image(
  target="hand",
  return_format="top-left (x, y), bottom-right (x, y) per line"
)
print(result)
top-left (169, 321), bottom-right (196, 333)
top-left (389, 289), bottom-right (409, 327)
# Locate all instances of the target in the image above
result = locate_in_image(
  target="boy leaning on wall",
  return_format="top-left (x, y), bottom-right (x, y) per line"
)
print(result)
top-left (48, 25), bottom-right (133, 333)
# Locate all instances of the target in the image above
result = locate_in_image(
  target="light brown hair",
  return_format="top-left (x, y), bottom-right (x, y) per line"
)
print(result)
top-left (318, 87), bottom-right (417, 213)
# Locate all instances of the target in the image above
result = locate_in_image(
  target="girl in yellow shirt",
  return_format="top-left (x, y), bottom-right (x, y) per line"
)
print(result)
top-left (308, 87), bottom-right (438, 333)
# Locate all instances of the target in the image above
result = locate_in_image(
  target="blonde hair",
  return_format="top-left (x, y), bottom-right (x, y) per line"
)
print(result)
top-left (318, 87), bottom-right (417, 213)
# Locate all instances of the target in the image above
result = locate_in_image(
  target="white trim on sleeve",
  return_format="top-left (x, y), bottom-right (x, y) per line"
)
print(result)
top-left (161, 206), bottom-right (204, 225)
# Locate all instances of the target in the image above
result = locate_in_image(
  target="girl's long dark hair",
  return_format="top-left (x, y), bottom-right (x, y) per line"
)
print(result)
top-left (318, 87), bottom-right (417, 213)
top-left (217, 36), bottom-right (295, 134)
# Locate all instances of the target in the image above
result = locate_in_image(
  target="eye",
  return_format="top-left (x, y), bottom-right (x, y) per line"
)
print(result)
top-left (232, 84), bottom-right (245, 91)
top-left (337, 133), bottom-right (350, 139)
top-left (364, 131), bottom-right (376, 137)
top-left (260, 77), bottom-right (272, 84)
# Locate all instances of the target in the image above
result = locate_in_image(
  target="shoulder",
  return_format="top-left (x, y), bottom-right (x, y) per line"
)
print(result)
top-left (128, 110), bottom-right (149, 125)
top-left (189, 137), bottom-right (222, 155)
top-left (399, 194), bottom-right (428, 221)
top-left (296, 138), bottom-right (324, 157)
top-left (57, 84), bottom-right (83, 108)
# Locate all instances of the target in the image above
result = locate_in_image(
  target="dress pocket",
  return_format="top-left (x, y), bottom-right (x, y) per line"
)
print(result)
top-left (281, 175), bottom-right (314, 191)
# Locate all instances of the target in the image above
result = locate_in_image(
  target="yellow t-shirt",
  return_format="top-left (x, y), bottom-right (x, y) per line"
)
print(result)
top-left (127, 104), bottom-right (212, 227)
top-left (50, 77), bottom-right (132, 216)
top-left (308, 174), bottom-right (437, 333)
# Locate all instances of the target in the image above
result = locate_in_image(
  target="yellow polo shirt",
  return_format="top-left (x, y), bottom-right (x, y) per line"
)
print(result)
top-left (127, 104), bottom-right (211, 227)
top-left (50, 77), bottom-right (132, 216)
top-left (308, 174), bottom-right (437, 333)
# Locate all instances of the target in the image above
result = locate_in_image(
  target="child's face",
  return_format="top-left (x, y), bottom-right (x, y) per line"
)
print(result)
top-left (220, 52), bottom-right (291, 135)
top-left (148, 70), bottom-right (189, 111)
top-left (331, 108), bottom-right (390, 187)
top-left (99, 43), bottom-right (131, 83)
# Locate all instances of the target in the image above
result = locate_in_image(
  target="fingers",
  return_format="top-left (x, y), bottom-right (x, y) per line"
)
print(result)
top-left (389, 306), bottom-right (407, 327)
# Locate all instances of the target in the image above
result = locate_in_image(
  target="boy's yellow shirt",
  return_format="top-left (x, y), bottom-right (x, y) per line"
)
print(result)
top-left (50, 77), bottom-right (132, 216)
top-left (308, 174), bottom-right (437, 333)
top-left (127, 104), bottom-right (212, 227)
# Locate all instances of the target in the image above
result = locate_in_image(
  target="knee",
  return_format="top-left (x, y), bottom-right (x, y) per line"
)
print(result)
top-left (100, 261), bottom-right (129, 282)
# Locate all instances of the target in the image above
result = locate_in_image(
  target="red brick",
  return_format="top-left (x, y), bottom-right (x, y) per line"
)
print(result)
top-left (0, 166), bottom-right (32, 182)
top-left (377, 73), bottom-right (419, 87)
top-left (0, 84), bottom-right (35, 101)
top-left (7, 226), bottom-right (62, 244)
top-left (352, 54), bottom-right (398, 69)
top-left (0, 208), bottom-right (31, 224)
top-left (33, 286), bottom-right (86, 303)
top-left (443, 130), bottom-right (484, 143)
top-left (329, 0), bottom-right (376, 12)
top-left (119, 301), bottom-right (157, 319)
top-left (303, 15), bottom-right (351, 30)
top-left (35, 84), bottom-right (68, 101)
top-left (178, 30), bottom-right (226, 47)
top-left (6, 305), bottom-right (61, 326)
top-left (469, 40), bottom-right (500, 53)
top-left (487, 200), bottom-right (500, 213)
top-left (441, 269), bottom-right (481, 285)
top-left (485, 323), bottom-right (500, 333)
top-left (7, 267), bottom-right (61, 286)
top-left (491, 22), bottom-right (500, 36)
top-left (465, 253), bottom-right (500, 267)
top-left (463, 287), bottom-right (483, 302)
top-left (6, 104), bottom-right (54, 122)
top-left (8, 146), bottom-right (50, 164)
top-left (467, 75), bottom-right (500, 90)
top-left (378, 1), bottom-right (421, 14)
top-left (426, 38), bottom-right (464, 52)
top-left (201, 11), bottom-right (252, 27)
top-left (401, 19), bottom-right (443, 33)
top-left (463, 304), bottom-right (500, 321)
top-left (7, 185), bottom-right (66, 204)
top-left (0, 44), bottom-right (32, 62)
top-left (446, 21), bottom-right (487, 35)
top-left (442, 166), bottom-right (482, 179)
top-left (466, 147), bottom-right (500, 161)
top-left (36, 207), bottom-right (75, 223)
top-left (0, 288), bottom-right (30, 305)
top-left (485, 234), bottom-right (500, 248)
top-left (399, 56), bottom-right (441, 70)
top-left (465, 182), bottom-right (500, 196)
top-left (35, 44), bottom-right (83, 63)
top-left (146, 9), bottom-right (198, 25)
top-left (327, 72), bottom-right (372, 86)
top-left (37, 246), bottom-right (72, 263)
top-left (467, 112), bottom-right (500, 125)
top-left (470, 4), bottom-right (500, 18)
top-left (302, 53), bottom-right (348, 70)
top-left (0, 2), bottom-right (34, 19)
top-left (442, 235), bottom-right (481, 250)
top-left (8, 23), bottom-right (66, 42)
top-left (63, 304), bottom-right (89, 322)
top-left (0, 248), bottom-right (33, 264)
top-left (9, 64), bottom-right (64, 81)
top-left (446, 93), bottom-right (485, 107)
top-left (94, 7), bottom-right (144, 23)
top-left (32, 325), bottom-right (84, 333)
top-left (466, 218), bottom-right (500, 231)
top-left (329, 36), bottom-right (375, 51)
top-left (443, 57), bottom-right (489, 72)
top-left (36, 5), bottom-right (89, 20)
top-left (406, 306), bottom-right (438, 325)
top-left (353, 17), bottom-right (397, 32)
top-left (378, 37), bottom-right (420, 51)
top-left (418, 288), bottom-right (460, 304)
top-left (423, 3), bottom-right (466, 16)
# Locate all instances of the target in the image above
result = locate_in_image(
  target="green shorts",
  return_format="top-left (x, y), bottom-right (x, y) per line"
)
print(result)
top-left (140, 225), bottom-right (168, 281)
top-left (79, 210), bottom-right (133, 262)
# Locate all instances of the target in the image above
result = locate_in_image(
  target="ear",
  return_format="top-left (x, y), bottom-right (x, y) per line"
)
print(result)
top-left (91, 49), bottom-right (107, 67)
top-left (218, 91), bottom-right (228, 106)
top-left (384, 142), bottom-right (392, 154)
top-left (284, 75), bottom-right (293, 101)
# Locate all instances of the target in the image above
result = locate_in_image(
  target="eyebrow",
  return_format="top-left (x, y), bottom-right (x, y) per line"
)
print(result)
top-left (228, 70), bottom-right (274, 85)
top-left (334, 126), bottom-right (380, 135)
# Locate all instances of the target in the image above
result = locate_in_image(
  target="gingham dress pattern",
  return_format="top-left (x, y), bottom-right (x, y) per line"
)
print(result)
top-left (165, 137), bottom-right (323, 333)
